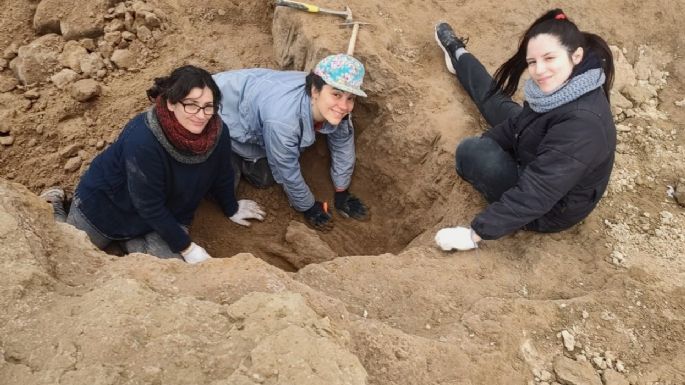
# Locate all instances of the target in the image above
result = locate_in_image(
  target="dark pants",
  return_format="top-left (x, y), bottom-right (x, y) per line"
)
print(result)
top-left (230, 152), bottom-right (276, 192)
top-left (53, 197), bottom-right (184, 260)
top-left (452, 52), bottom-right (522, 201)
top-left (456, 136), bottom-right (519, 203)
top-left (451, 52), bottom-right (522, 127)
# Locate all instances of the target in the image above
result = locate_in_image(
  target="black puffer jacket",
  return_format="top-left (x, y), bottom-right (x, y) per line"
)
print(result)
top-left (471, 87), bottom-right (616, 239)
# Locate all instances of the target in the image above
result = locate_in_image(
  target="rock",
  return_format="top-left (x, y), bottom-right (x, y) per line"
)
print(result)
top-left (131, 1), bottom-right (155, 15)
top-left (0, 135), bottom-right (14, 146)
top-left (64, 156), bottom-right (83, 172)
top-left (553, 355), bottom-right (602, 385)
top-left (0, 74), bottom-right (19, 92)
top-left (103, 31), bottom-right (122, 45)
top-left (611, 91), bottom-right (633, 109)
top-left (602, 369), bottom-right (629, 385)
top-left (80, 52), bottom-right (105, 77)
top-left (23, 89), bottom-right (41, 100)
top-left (539, 370), bottom-right (553, 382)
top-left (70, 79), bottom-right (101, 102)
top-left (561, 330), bottom-right (575, 351)
top-left (80, 38), bottom-right (97, 52)
top-left (2, 42), bottom-right (18, 60)
top-left (122, 31), bottom-right (136, 41)
top-left (284, 221), bottom-right (338, 268)
top-left (59, 143), bottom-right (83, 158)
top-left (51, 68), bottom-right (80, 89)
top-left (143, 12), bottom-right (161, 28)
top-left (592, 356), bottom-right (607, 370)
top-left (622, 84), bottom-right (657, 105)
top-left (675, 98), bottom-right (685, 107)
top-left (110, 48), bottom-right (136, 69)
top-left (104, 18), bottom-right (126, 33)
top-left (136, 25), bottom-right (153, 44)
top-left (9, 34), bottom-right (64, 85)
top-left (611, 250), bottom-right (625, 266)
top-left (59, 41), bottom-right (89, 72)
top-left (124, 11), bottom-right (135, 32)
top-left (34, 0), bottom-right (117, 40)
top-left (675, 183), bottom-right (685, 207)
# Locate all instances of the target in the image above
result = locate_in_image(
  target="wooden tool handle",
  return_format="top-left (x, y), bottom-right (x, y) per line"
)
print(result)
top-left (347, 23), bottom-right (360, 55)
top-left (275, 0), bottom-right (320, 12)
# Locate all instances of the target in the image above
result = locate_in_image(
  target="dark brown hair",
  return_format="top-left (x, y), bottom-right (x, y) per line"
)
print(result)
top-left (492, 9), bottom-right (614, 101)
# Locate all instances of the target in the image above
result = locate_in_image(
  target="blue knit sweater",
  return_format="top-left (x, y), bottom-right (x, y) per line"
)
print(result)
top-left (75, 111), bottom-right (238, 252)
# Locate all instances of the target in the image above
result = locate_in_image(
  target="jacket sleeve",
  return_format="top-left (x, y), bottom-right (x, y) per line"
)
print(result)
top-left (262, 121), bottom-right (315, 212)
top-left (326, 118), bottom-right (355, 190)
top-left (482, 117), bottom-right (516, 151)
top-left (210, 127), bottom-right (239, 217)
top-left (472, 111), bottom-right (605, 239)
top-left (123, 140), bottom-right (192, 253)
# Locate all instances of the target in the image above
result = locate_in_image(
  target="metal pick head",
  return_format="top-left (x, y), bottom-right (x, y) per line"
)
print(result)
top-left (345, 5), bottom-right (353, 22)
top-left (339, 21), bottom-right (372, 26)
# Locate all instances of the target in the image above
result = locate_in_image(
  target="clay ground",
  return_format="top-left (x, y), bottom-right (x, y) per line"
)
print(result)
top-left (1, 0), bottom-right (684, 384)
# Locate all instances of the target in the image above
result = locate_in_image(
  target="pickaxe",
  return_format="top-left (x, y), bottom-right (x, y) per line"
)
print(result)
top-left (274, 0), bottom-right (369, 55)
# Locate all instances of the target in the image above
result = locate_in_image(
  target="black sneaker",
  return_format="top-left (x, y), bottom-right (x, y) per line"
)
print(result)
top-left (435, 22), bottom-right (467, 74)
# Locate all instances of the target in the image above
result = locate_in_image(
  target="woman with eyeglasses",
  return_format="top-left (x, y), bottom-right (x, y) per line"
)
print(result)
top-left (42, 65), bottom-right (265, 263)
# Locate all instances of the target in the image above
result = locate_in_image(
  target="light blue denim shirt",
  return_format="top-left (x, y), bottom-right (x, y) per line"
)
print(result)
top-left (213, 69), bottom-right (355, 212)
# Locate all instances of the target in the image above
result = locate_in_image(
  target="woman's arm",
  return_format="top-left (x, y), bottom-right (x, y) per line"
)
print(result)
top-left (472, 111), bottom-right (606, 239)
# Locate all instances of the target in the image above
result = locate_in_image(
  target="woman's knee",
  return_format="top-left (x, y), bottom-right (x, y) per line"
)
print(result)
top-left (455, 136), bottom-right (495, 177)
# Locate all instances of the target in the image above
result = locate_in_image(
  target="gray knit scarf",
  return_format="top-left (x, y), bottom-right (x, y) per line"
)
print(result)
top-left (145, 108), bottom-right (222, 164)
top-left (524, 68), bottom-right (606, 113)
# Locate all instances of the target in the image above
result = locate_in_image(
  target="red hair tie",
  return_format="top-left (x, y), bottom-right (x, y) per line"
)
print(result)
top-left (555, 13), bottom-right (566, 20)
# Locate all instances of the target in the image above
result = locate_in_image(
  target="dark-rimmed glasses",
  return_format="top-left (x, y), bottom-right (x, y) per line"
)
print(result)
top-left (180, 102), bottom-right (215, 116)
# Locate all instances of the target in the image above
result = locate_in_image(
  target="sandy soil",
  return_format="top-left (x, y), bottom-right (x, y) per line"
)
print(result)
top-left (1, 0), bottom-right (684, 384)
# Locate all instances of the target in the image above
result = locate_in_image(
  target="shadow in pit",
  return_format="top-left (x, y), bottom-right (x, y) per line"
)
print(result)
top-left (189, 119), bottom-right (423, 271)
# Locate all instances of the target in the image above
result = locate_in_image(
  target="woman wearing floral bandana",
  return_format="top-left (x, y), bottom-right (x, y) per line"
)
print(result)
top-left (433, 9), bottom-right (616, 251)
top-left (41, 65), bottom-right (265, 263)
top-left (213, 53), bottom-right (369, 231)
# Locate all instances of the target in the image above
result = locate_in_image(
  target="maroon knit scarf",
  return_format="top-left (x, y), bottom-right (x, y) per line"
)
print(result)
top-left (154, 97), bottom-right (220, 154)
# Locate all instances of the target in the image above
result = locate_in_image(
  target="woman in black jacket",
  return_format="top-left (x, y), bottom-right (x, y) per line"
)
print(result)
top-left (433, 9), bottom-right (616, 251)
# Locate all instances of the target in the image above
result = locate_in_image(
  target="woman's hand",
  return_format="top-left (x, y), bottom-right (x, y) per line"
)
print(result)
top-left (435, 226), bottom-right (480, 251)
top-left (181, 242), bottom-right (212, 264)
top-left (229, 200), bottom-right (266, 226)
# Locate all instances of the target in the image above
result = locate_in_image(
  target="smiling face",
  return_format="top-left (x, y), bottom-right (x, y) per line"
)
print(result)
top-left (166, 86), bottom-right (215, 134)
top-left (526, 33), bottom-right (583, 93)
top-left (311, 84), bottom-right (356, 125)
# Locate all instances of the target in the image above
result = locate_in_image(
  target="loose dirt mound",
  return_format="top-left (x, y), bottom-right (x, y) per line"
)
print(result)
top-left (1, 0), bottom-right (684, 384)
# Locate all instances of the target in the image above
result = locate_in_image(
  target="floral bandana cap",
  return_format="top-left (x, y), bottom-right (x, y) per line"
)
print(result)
top-left (313, 54), bottom-right (367, 97)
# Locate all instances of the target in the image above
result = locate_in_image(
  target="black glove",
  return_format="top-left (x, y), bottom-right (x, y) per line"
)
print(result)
top-left (303, 201), bottom-right (333, 231)
top-left (334, 190), bottom-right (368, 220)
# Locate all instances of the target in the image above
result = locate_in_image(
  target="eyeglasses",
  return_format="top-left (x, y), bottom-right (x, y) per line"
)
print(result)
top-left (180, 102), bottom-right (215, 116)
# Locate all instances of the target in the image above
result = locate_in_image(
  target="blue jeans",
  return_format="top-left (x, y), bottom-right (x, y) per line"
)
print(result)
top-left (54, 197), bottom-right (184, 260)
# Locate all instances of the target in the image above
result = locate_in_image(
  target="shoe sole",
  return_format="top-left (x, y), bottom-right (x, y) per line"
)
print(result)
top-left (434, 26), bottom-right (456, 75)
top-left (39, 187), bottom-right (65, 202)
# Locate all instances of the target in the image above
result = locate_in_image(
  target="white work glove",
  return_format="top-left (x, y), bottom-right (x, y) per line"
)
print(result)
top-left (435, 226), bottom-right (479, 251)
top-left (181, 242), bottom-right (212, 264)
top-left (229, 199), bottom-right (266, 226)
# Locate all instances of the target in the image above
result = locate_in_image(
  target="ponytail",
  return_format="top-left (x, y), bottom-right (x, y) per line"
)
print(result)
top-left (583, 32), bottom-right (614, 102)
top-left (490, 9), bottom-right (614, 102)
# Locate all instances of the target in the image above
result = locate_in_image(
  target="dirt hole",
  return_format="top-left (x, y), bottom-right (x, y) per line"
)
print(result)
top-left (191, 101), bottom-right (426, 271)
